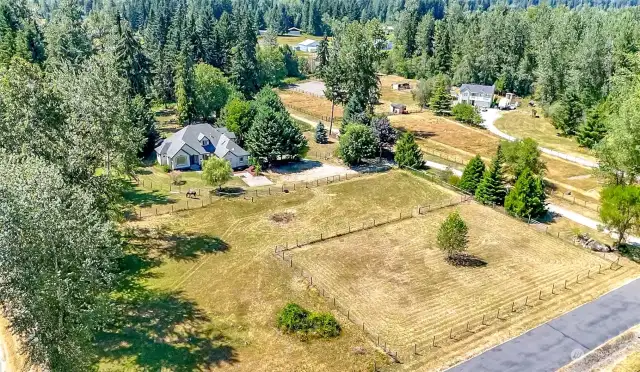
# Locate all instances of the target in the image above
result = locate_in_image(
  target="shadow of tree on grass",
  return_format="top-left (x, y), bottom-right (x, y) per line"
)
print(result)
top-left (95, 228), bottom-right (237, 370)
top-left (96, 289), bottom-right (237, 371)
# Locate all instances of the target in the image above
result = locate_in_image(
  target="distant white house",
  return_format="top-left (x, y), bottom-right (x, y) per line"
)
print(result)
top-left (385, 25), bottom-right (394, 34)
top-left (498, 92), bottom-right (516, 110)
top-left (457, 84), bottom-right (495, 109)
top-left (287, 27), bottom-right (302, 36)
top-left (258, 29), bottom-right (268, 36)
top-left (296, 39), bottom-right (319, 53)
top-left (155, 123), bottom-right (249, 170)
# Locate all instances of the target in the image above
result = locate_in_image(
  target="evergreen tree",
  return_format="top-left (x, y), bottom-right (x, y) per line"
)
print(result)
top-left (317, 35), bottom-right (329, 72)
top-left (394, 132), bottom-right (424, 169)
top-left (505, 168), bottom-right (546, 219)
top-left (475, 146), bottom-right (507, 205)
top-left (114, 18), bottom-right (152, 97)
top-left (552, 90), bottom-right (583, 136)
top-left (315, 121), bottom-right (328, 144)
top-left (459, 155), bottom-right (486, 194)
top-left (44, 0), bottom-right (92, 68)
top-left (429, 76), bottom-right (451, 115)
top-left (230, 13), bottom-right (259, 98)
top-left (577, 105), bottom-right (607, 149)
top-left (245, 88), bottom-right (308, 164)
top-left (343, 93), bottom-right (369, 126)
top-left (432, 19), bottom-right (451, 75)
top-left (175, 52), bottom-right (196, 125)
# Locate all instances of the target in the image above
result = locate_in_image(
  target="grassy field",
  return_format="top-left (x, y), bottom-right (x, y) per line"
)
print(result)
top-left (614, 352), bottom-right (640, 371)
top-left (376, 75), bottom-right (421, 113)
top-left (101, 171), bottom-right (457, 371)
top-left (288, 202), bottom-right (640, 370)
top-left (389, 112), bottom-right (603, 198)
top-left (494, 109), bottom-right (597, 162)
top-left (274, 34), bottom-right (325, 47)
top-left (278, 89), bottom-right (344, 122)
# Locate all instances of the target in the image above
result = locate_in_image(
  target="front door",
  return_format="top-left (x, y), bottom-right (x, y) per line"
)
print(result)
top-left (190, 155), bottom-right (199, 165)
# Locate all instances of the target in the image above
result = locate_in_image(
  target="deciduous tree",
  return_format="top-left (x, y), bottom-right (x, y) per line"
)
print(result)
top-left (600, 185), bottom-right (640, 247)
top-left (202, 157), bottom-right (232, 190)
top-left (338, 123), bottom-right (378, 165)
top-left (437, 211), bottom-right (468, 259)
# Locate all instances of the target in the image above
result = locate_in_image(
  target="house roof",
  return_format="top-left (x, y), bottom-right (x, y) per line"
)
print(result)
top-left (390, 103), bottom-right (406, 108)
top-left (459, 84), bottom-right (495, 96)
top-left (288, 27), bottom-right (301, 31)
top-left (298, 39), bottom-right (319, 46)
top-left (155, 123), bottom-right (249, 159)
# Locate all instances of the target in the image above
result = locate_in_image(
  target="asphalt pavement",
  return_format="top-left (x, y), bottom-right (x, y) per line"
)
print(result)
top-left (448, 277), bottom-right (640, 372)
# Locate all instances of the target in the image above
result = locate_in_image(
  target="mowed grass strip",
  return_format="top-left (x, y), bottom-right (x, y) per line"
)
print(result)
top-left (109, 171), bottom-right (455, 371)
top-left (290, 202), bottom-right (640, 370)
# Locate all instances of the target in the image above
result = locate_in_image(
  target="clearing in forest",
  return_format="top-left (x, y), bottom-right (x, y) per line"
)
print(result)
top-left (288, 202), bottom-right (640, 371)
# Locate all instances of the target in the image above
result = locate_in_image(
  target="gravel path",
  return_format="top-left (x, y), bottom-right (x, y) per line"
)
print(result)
top-left (480, 109), bottom-right (599, 168)
top-left (290, 113), bottom-right (340, 136)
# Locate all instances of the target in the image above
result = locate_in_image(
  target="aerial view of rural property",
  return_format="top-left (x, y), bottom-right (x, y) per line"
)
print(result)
top-left (4, 0), bottom-right (640, 371)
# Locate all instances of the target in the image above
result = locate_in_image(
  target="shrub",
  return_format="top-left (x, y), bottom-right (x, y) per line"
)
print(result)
top-left (277, 303), bottom-right (310, 333)
top-left (448, 174), bottom-right (461, 187)
top-left (276, 303), bottom-right (340, 338)
top-left (452, 103), bottom-right (482, 126)
top-left (308, 312), bottom-right (341, 338)
top-left (160, 164), bottom-right (171, 173)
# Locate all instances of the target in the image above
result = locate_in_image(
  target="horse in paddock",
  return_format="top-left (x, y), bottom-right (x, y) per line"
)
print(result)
top-left (186, 189), bottom-right (197, 198)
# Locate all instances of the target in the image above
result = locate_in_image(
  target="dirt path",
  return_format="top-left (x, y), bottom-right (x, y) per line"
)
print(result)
top-left (290, 113), bottom-right (340, 135)
top-left (480, 109), bottom-right (599, 168)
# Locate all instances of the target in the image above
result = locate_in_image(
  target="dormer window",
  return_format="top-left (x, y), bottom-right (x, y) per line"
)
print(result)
top-left (202, 139), bottom-right (210, 146)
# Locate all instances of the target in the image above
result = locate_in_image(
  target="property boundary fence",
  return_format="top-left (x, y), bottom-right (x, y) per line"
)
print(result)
top-left (398, 257), bottom-right (623, 365)
top-left (274, 195), bottom-right (471, 254)
top-left (419, 145), bottom-right (603, 216)
top-left (284, 103), bottom-right (343, 124)
top-left (130, 169), bottom-right (384, 219)
top-left (271, 197), bottom-right (624, 367)
top-left (273, 248), bottom-right (403, 365)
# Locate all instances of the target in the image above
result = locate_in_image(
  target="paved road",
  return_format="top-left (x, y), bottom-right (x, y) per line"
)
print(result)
top-left (448, 277), bottom-right (640, 372)
top-left (480, 109), bottom-right (599, 168)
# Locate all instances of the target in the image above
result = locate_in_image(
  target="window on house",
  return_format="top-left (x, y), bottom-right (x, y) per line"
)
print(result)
top-left (175, 155), bottom-right (188, 166)
top-left (240, 157), bottom-right (244, 162)
top-left (202, 139), bottom-right (209, 146)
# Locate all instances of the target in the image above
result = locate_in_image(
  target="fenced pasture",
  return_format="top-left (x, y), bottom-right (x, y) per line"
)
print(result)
top-left (278, 89), bottom-right (344, 122)
top-left (282, 202), bottom-right (639, 371)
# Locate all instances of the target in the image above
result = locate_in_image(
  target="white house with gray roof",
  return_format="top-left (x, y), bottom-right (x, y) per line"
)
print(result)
top-left (155, 123), bottom-right (249, 170)
top-left (457, 84), bottom-right (495, 109)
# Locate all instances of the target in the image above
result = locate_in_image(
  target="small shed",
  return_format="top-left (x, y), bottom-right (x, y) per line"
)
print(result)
top-left (390, 103), bottom-right (407, 114)
top-left (392, 82), bottom-right (411, 91)
top-left (287, 27), bottom-right (302, 36)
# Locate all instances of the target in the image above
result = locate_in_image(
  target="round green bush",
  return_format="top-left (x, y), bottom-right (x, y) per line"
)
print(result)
top-left (277, 303), bottom-right (310, 333)
top-left (308, 312), bottom-right (341, 338)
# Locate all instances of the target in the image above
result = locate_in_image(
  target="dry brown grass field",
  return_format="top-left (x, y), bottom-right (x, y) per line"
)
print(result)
top-left (100, 171), bottom-right (457, 371)
top-left (289, 202), bottom-right (640, 371)
top-left (389, 112), bottom-right (602, 198)
top-left (278, 89), bottom-right (344, 121)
